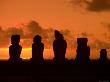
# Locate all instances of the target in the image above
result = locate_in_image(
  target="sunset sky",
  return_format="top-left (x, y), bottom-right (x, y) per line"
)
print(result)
top-left (0, 0), bottom-right (110, 59)
top-left (0, 0), bottom-right (110, 33)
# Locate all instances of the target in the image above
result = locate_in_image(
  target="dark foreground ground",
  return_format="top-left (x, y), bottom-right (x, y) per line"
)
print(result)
top-left (0, 60), bottom-right (110, 82)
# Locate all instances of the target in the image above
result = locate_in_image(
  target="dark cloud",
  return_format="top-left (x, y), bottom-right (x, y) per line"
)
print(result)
top-left (87, 0), bottom-right (110, 12)
top-left (91, 39), bottom-right (110, 49)
top-left (0, 21), bottom-right (75, 48)
top-left (76, 32), bottom-right (110, 49)
top-left (70, 0), bottom-right (110, 12)
top-left (21, 20), bottom-right (44, 39)
top-left (27, 21), bottom-right (43, 35)
top-left (1, 20), bottom-right (109, 49)
top-left (5, 27), bottom-right (24, 38)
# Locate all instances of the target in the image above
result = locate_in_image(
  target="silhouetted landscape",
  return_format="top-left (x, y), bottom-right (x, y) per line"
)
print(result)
top-left (0, 31), bottom-right (110, 82)
top-left (1, 0), bottom-right (110, 81)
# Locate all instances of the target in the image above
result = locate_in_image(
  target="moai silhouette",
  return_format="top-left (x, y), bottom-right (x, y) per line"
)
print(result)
top-left (53, 30), bottom-right (67, 64)
top-left (9, 35), bottom-right (22, 63)
top-left (32, 35), bottom-right (44, 63)
top-left (100, 49), bottom-right (108, 64)
top-left (76, 38), bottom-right (90, 64)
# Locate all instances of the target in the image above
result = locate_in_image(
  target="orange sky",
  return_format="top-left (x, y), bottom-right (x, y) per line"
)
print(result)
top-left (0, 0), bottom-right (110, 59)
top-left (0, 0), bottom-right (110, 38)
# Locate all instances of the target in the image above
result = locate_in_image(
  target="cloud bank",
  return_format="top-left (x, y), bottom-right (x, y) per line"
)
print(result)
top-left (70, 0), bottom-right (110, 12)
top-left (0, 20), bottom-right (74, 48)
top-left (0, 20), bottom-right (110, 49)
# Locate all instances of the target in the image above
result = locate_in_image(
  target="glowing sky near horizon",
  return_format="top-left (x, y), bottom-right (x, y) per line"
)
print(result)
top-left (0, 48), bottom-right (110, 60)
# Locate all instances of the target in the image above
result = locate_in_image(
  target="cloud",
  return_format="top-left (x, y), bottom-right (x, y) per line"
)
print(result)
top-left (0, 20), bottom-right (55, 47)
top-left (1, 20), bottom-right (109, 49)
top-left (21, 20), bottom-right (44, 39)
top-left (70, 0), bottom-right (110, 12)
top-left (0, 21), bottom-right (75, 48)
top-left (27, 20), bottom-right (43, 35)
top-left (5, 27), bottom-right (24, 38)
top-left (91, 39), bottom-right (110, 49)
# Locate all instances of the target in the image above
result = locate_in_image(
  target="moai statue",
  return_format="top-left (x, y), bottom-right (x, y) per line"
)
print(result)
top-left (53, 30), bottom-right (67, 64)
top-left (32, 35), bottom-right (44, 63)
top-left (100, 49), bottom-right (108, 64)
top-left (76, 38), bottom-right (90, 64)
top-left (9, 35), bottom-right (22, 63)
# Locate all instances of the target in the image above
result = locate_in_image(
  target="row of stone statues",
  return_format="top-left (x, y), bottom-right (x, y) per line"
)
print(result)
top-left (8, 30), bottom-right (108, 63)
